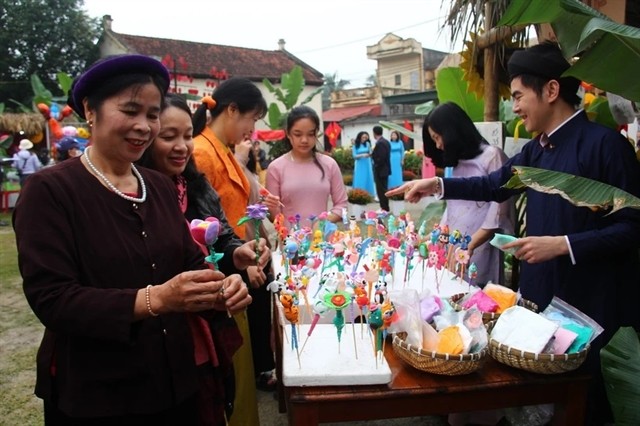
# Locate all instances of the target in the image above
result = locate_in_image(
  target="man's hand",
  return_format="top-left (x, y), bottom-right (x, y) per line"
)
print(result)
top-left (502, 236), bottom-right (569, 264)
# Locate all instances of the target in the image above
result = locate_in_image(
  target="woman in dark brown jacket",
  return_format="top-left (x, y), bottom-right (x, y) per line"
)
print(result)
top-left (13, 55), bottom-right (256, 425)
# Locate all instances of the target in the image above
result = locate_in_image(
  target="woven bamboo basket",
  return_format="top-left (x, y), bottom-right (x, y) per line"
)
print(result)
top-left (486, 321), bottom-right (590, 374)
top-left (448, 293), bottom-right (539, 324)
top-left (392, 332), bottom-right (488, 376)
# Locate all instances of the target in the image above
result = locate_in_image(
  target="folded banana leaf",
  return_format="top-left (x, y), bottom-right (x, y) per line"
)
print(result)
top-left (379, 120), bottom-right (422, 142)
top-left (503, 166), bottom-right (640, 214)
top-left (600, 327), bottom-right (640, 425)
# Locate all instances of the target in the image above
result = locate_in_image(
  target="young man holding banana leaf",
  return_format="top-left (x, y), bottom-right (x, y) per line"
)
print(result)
top-left (388, 42), bottom-right (640, 425)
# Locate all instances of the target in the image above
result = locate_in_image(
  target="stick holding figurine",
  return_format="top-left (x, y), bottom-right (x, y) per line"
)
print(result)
top-left (237, 203), bottom-right (270, 265)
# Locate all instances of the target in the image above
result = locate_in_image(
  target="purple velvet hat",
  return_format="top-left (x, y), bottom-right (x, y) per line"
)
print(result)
top-left (68, 54), bottom-right (170, 119)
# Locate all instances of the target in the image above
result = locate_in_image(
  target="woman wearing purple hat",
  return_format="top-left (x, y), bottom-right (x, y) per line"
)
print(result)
top-left (13, 55), bottom-right (254, 425)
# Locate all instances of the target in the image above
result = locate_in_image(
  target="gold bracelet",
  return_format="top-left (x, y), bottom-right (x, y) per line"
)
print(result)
top-left (434, 178), bottom-right (441, 194)
top-left (145, 285), bottom-right (159, 317)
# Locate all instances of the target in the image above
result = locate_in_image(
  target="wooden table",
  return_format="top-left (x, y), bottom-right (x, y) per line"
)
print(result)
top-left (273, 298), bottom-right (590, 426)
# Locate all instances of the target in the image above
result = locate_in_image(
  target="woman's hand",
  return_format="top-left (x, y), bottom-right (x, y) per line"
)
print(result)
top-left (259, 187), bottom-right (282, 218)
top-left (246, 265), bottom-right (267, 289)
top-left (262, 193), bottom-right (281, 214)
top-left (217, 274), bottom-right (252, 314)
top-left (385, 178), bottom-right (439, 203)
top-left (151, 269), bottom-right (226, 314)
top-left (233, 238), bottom-right (271, 270)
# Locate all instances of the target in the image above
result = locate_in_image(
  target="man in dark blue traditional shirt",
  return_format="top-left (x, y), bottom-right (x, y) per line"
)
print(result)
top-left (389, 42), bottom-right (640, 424)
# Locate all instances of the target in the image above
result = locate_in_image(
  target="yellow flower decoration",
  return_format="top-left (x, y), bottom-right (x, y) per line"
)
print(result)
top-left (460, 32), bottom-right (512, 101)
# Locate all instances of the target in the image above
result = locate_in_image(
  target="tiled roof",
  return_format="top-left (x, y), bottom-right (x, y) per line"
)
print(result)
top-left (322, 105), bottom-right (382, 122)
top-left (109, 31), bottom-right (324, 85)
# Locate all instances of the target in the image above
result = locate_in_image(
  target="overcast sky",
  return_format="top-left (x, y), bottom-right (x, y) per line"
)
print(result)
top-left (82, 0), bottom-right (463, 87)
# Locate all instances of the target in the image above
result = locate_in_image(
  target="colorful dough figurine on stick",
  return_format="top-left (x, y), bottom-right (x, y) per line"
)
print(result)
top-left (280, 292), bottom-right (301, 368)
top-left (237, 203), bottom-right (269, 264)
top-left (189, 217), bottom-right (229, 317)
top-left (321, 290), bottom-right (353, 354)
top-left (189, 217), bottom-right (224, 268)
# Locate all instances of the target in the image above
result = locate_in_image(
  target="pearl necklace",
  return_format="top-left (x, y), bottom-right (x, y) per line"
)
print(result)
top-left (83, 147), bottom-right (147, 203)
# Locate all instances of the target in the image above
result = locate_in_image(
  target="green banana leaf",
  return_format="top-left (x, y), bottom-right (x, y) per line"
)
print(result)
top-left (414, 100), bottom-right (435, 116)
top-left (418, 200), bottom-right (446, 232)
top-left (56, 72), bottom-right (73, 98)
top-left (378, 120), bottom-right (422, 142)
top-left (600, 327), bottom-right (640, 425)
top-left (503, 166), bottom-right (640, 214)
top-left (435, 67), bottom-right (484, 122)
top-left (30, 73), bottom-right (53, 107)
top-left (280, 66), bottom-right (304, 110)
top-left (586, 96), bottom-right (618, 130)
top-left (498, 0), bottom-right (640, 101)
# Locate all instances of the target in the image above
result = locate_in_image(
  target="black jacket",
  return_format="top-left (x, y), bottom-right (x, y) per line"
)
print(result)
top-left (371, 137), bottom-right (391, 178)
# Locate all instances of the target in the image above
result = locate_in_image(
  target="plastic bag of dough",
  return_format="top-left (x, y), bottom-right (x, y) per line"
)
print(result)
top-left (483, 283), bottom-right (517, 313)
top-left (461, 289), bottom-right (500, 313)
top-left (421, 321), bottom-right (440, 352)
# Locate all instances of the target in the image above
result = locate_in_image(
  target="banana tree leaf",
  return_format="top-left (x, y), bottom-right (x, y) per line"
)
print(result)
top-left (585, 96), bottom-right (617, 130)
top-left (379, 120), bottom-right (422, 142)
top-left (57, 72), bottom-right (73, 97)
top-left (418, 200), bottom-right (446, 231)
top-left (435, 67), bottom-right (484, 122)
top-left (281, 66), bottom-right (304, 110)
top-left (266, 103), bottom-right (283, 131)
top-left (300, 86), bottom-right (324, 106)
top-left (600, 327), bottom-right (640, 425)
top-left (31, 74), bottom-right (53, 107)
top-left (414, 101), bottom-right (435, 116)
top-left (498, 0), bottom-right (640, 101)
top-left (503, 166), bottom-right (640, 214)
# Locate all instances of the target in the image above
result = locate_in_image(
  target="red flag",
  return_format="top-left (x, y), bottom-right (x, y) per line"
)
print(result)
top-left (325, 122), bottom-right (342, 147)
top-left (254, 129), bottom-right (285, 142)
top-left (402, 120), bottom-right (413, 143)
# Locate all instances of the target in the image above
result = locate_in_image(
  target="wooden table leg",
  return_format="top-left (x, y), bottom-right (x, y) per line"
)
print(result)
top-left (551, 381), bottom-right (587, 425)
top-left (273, 293), bottom-right (286, 413)
top-left (287, 399), bottom-right (320, 426)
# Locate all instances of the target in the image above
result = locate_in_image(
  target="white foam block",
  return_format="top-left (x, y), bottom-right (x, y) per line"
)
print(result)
top-left (281, 322), bottom-right (392, 387)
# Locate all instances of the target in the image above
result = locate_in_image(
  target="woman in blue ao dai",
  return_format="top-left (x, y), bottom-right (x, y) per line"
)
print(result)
top-left (351, 131), bottom-right (376, 197)
top-left (388, 130), bottom-right (405, 188)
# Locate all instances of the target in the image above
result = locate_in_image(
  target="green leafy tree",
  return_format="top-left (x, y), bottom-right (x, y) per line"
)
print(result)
top-left (365, 74), bottom-right (377, 87)
top-left (322, 72), bottom-right (350, 110)
top-left (0, 0), bottom-right (100, 109)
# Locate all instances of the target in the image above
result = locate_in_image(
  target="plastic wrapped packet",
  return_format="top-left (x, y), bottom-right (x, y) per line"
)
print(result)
top-left (463, 308), bottom-right (488, 353)
top-left (540, 296), bottom-right (604, 353)
top-left (491, 306), bottom-right (558, 353)
top-left (489, 233), bottom-right (519, 255)
top-left (419, 294), bottom-right (443, 323)
top-left (483, 283), bottom-right (517, 313)
top-left (387, 289), bottom-right (423, 347)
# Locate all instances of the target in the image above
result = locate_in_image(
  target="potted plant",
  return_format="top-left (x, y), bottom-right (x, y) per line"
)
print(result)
top-left (331, 147), bottom-right (354, 174)
top-left (347, 188), bottom-right (374, 218)
top-left (342, 173), bottom-right (353, 189)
